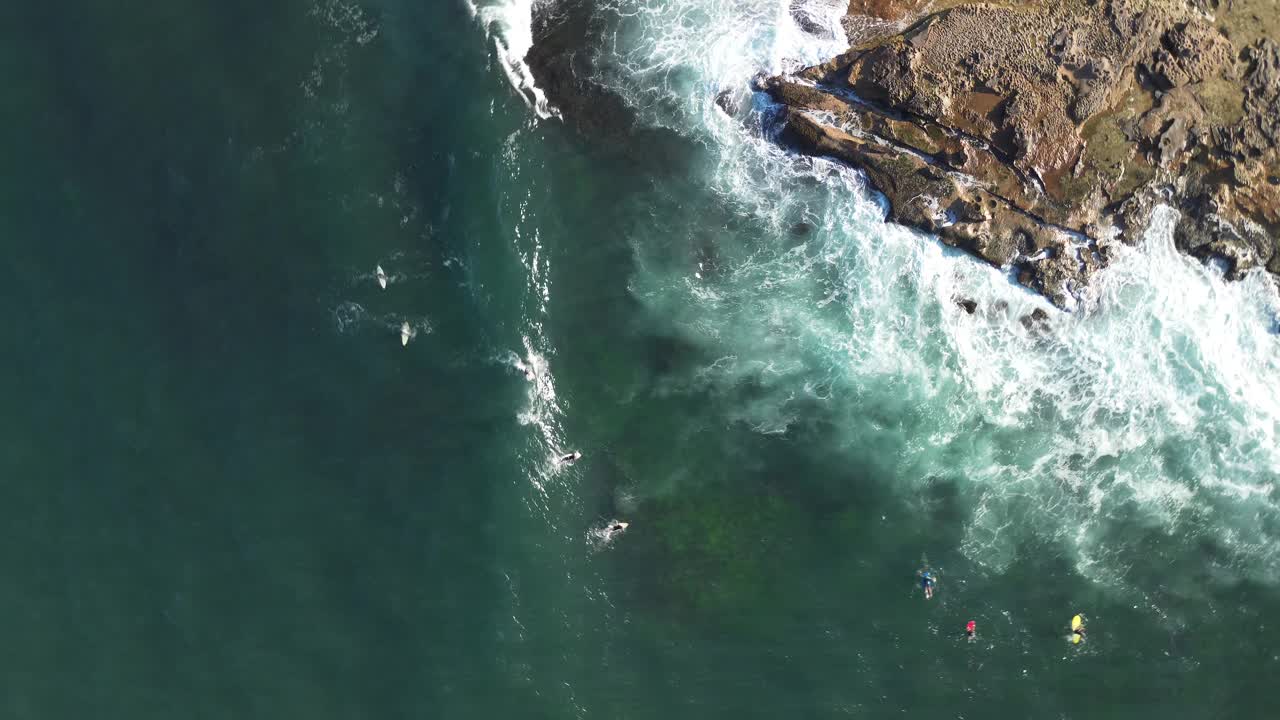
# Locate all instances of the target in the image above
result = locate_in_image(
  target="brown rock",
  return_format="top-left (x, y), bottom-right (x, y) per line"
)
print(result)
top-left (1020, 307), bottom-right (1052, 332)
top-left (763, 0), bottom-right (1280, 308)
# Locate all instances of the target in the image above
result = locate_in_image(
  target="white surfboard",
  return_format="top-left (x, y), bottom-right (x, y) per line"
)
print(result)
top-left (400, 321), bottom-right (413, 346)
top-left (376, 265), bottom-right (388, 289)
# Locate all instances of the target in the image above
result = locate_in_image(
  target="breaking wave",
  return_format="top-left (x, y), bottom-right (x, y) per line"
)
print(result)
top-left (467, 0), bottom-right (559, 118)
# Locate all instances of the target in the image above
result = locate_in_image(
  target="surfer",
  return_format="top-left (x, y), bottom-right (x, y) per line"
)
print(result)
top-left (589, 520), bottom-right (629, 550)
top-left (918, 567), bottom-right (936, 599)
top-left (1071, 615), bottom-right (1086, 644)
top-left (514, 360), bottom-right (535, 381)
top-left (376, 264), bottom-right (388, 289)
top-left (400, 321), bottom-right (413, 347)
top-left (965, 620), bottom-right (976, 641)
top-left (559, 451), bottom-right (582, 465)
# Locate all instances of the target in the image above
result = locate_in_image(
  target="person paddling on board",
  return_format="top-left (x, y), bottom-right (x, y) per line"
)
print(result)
top-left (514, 359), bottom-right (535, 381)
top-left (965, 620), bottom-right (976, 641)
top-left (559, 451), bottom-right (582, 465)
top-left (918, 567), bottom-right (937, 599)
top-left (1071, 615), bottom-right (1086, 644)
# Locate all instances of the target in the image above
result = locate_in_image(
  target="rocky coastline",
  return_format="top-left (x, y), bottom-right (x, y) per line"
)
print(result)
top-left (527, 0), bottom-right (1280, 308)
top-left (767, 0), bottom-right (1279, 307)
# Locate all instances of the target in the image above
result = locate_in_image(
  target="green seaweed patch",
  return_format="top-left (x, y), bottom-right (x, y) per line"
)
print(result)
top-left (886, 120), bottom-right (944, 157)
top-left (639, 482), bottom-right (813, 618)
top-left (1193, 78), bottom-right (1246, 128)
top-left (1061, 109), bottom-right (1152, 205)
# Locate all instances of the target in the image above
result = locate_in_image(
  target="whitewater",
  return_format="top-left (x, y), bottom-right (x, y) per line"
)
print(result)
top-left (469, 0), bottom-right (1280, 606)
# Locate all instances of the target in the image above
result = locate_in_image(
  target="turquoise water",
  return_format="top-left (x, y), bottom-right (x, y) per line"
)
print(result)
top-left (1, 0), bottom-right (1278, 716)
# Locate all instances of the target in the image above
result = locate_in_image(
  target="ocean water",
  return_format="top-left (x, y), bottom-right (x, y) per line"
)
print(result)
top-left (1, 0), bottom-right (1278, 717)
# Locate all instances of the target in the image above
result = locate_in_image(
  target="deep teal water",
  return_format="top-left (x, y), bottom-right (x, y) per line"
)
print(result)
top-left (1, 1), bottom-right (1279, 718)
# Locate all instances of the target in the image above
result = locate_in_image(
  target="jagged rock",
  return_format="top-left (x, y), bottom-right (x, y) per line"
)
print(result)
top-left (715, 88), bottom-right (739, 115)
top-left (761, 0), bottom-right (1280, 307)
top-left (522, 0), bottom-right (694, 174)
top-left (841, 0), bottom-right (945, 46)
top-left (1020, 307), bottom-right (1051, 332)
top-left (1143, 21), bottom-right (1235, 91)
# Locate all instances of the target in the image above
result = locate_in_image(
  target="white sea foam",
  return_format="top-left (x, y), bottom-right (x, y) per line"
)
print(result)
top-left (302, 1), bottom-right (381, 98)
top-left (514, 334), bottom-right (572, 493)
top-left (562, 0), bottom-right (1280, 593)
top-left (468, 0), bottom-right (559, 118)
top-left (495, 123), bottom-right (573, 494)
top-left (587, 520), bottom-right (630, 551)
top-left (592, 0), bottom-right (849, 132)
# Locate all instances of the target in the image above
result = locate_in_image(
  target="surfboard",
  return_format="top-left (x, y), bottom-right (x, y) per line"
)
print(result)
top-left (1071, 614), bottom-right (1083, 644)
top-left (400, 321), bottom-right (412, 346)
top-left (376, 265), bottom-right (388, 289)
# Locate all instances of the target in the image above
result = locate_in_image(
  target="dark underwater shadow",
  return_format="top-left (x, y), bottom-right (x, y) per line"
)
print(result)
top-left (525, 0), bottom-right (703, 179)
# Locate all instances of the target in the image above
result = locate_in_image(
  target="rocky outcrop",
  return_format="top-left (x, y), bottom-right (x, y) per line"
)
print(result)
top-left (523, 0), bottom-right (694, 173)
top-left (765, 0), bottom-right (1280, 306)
top-left (524, 0), bottom-right (629, 138)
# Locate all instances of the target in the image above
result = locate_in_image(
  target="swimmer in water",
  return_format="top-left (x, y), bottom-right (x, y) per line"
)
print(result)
top-left (589, 520), bottom-right (629, 550)
top-left (559, 451), bottom-right (582, 465)
top-left (965, 620), bottom-right (976, 641)
top-left (514, 360), bottom-right (535, 381)
top-left (918, 567), bottom-right (936, 599)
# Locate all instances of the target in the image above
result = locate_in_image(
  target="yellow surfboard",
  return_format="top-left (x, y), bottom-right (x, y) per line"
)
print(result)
top-left (1071, 615), bottom-right (1083, 644)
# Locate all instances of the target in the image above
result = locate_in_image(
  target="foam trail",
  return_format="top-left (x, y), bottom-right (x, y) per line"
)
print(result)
top-left (494, 124), bottom-right (573, 495)
top-left (468, 0), bottom-right (559, 118)
top-left (514, 332), bottom-right (576, 493)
